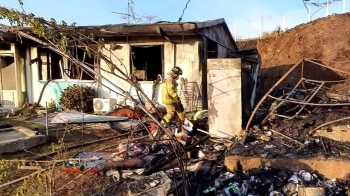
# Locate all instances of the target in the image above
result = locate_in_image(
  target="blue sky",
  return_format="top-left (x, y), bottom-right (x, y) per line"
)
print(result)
top-left (0, 0), bottom-right (347, 38)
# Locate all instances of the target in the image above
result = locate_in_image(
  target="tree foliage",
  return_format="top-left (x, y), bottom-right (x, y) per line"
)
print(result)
top-left (0, 4), bottom-right (104, 58)
top-left (59, 85), bottom-right (96, 112)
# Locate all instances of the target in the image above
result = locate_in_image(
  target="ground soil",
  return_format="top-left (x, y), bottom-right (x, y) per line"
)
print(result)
top-left (0, 116), bottom-right (148, 196)
top-left (257, 13), bottom-right (350, 70)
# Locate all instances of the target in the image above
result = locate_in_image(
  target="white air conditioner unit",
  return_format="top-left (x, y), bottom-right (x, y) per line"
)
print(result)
top-left (93, 98), bottom-right (118, 112)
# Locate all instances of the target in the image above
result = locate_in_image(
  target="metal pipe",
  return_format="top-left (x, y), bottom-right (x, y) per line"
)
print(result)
top-left (306, 59), bottom-right (350, 75)
top-left (244, 59), bottom-right (303, 131)
top-left (303, 78), bottom-right (350, 83)
top-left (261, 77), bottom-right (306, 124)
top-left (309, 116), bottom-right (350, 135)
top-left (267, 94), bottom-right (350, 106)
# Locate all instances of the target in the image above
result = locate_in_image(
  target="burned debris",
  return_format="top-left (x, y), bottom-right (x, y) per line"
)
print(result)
top-left (1, 4), bottom-right (350, 196)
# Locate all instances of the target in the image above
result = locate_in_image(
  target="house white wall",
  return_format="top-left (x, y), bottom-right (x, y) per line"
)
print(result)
top-left (28, 47), bottom-right (97, 107)
top-left (26, 37), bottom-right (201, 108)
top-left (99, 37), bottom-right (201, 105)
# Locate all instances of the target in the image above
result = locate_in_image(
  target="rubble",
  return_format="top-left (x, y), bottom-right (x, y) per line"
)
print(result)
top-left (53, 109), bottom-right (350, 196)
top-left (3, 58), bottom-right (350, 196)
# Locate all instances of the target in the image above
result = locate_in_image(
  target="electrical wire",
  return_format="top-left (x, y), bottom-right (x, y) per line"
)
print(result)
top-left (178, 0), bottom-right (191, 22)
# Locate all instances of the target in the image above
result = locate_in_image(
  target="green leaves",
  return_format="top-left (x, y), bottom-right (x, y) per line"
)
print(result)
top-left (59, 85), bottom-right (96, 112)
top-left (0, 5), bottom-right (91, 55)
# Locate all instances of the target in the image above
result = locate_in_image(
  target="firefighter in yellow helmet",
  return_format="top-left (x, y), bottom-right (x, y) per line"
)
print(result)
top-left (161, 66), bottom-right (185, 126)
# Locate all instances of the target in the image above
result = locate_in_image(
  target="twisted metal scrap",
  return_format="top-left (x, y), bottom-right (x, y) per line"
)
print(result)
top-left (246, 58), bottom-right (350, 132)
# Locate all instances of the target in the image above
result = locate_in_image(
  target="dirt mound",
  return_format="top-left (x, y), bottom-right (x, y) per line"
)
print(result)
top-left (236, 39), bottom-right (258, 50)
top-left (257, 13), bottom-right (350, 69)
top-left (250, 13), bottom-right (350, 95)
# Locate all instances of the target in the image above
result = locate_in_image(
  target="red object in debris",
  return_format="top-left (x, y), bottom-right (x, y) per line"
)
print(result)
top-left (149, 123), bottom-right (158, 133)
top-left (108, 107), bottom-right (139, 119)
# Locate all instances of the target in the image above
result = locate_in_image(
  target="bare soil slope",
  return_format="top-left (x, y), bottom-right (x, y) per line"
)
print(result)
top-left (252, 13), bottom-right (350, 95)
top-left (258, 13), bottom-right (350, 68)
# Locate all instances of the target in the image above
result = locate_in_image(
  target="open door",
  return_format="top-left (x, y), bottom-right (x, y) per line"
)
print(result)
top-left (0, 55), bottom-right (17, 108)
top-left (0, 43), bottom-right (23, 108)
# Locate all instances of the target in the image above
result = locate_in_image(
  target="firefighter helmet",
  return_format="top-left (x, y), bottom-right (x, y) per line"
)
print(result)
top-left (171, 66), bottom-right (183, 75)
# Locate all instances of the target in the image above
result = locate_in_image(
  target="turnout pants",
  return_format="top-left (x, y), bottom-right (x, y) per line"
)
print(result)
top-left (162, 103), bottom-right (185, 124)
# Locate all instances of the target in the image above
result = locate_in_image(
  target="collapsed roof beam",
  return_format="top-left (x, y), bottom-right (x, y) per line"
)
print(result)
top-left (158, 26), bottom-right (177, 67)
top-left (157, 27), bottom-right (176, 44)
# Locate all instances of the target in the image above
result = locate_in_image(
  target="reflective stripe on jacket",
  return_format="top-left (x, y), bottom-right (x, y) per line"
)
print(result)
top-left (162, 74), bottom-right (179, 104)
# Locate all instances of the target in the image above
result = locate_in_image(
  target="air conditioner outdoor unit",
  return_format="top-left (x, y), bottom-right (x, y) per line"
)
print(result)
top-left (93, 98), bottom-right (118, 113)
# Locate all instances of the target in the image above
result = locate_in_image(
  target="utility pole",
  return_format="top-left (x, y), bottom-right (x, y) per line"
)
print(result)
top-left (260, 16), bottom-right (263, 38)
top-left (234, 24), bottom-right (237, 40)
top-left (326, 0), bottom-right (329, 16)
top-left (344, 0), bottom-right (346, 13)
top-left (127, 0), bottom-right (134, 24)
top-left (308, 5), bottom-right (312, 21)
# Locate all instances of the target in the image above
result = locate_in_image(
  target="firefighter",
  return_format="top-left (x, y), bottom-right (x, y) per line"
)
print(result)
top-left (161, 66), bottom-right (185, 126)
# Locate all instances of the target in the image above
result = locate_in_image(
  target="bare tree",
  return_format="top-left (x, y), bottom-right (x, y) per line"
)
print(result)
top-left (275, 25), bottom-right (282, 34)
top-left (302, 0), bottom-right (342, 19)
top-left (112, 0), bottom-right (160, 24)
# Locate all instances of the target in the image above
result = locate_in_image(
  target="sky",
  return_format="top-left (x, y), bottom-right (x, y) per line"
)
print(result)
top-left (0, 0), bottom-right (347, 39)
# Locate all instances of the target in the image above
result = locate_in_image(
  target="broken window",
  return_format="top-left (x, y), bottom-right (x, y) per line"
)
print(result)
top-left (38, 48), bottom-right (63, 80)
top-left (207, 39), bottom-right (218, 59)
top-left (38, 47), bottom-right (95, 81)
top-left (130, 45), bottom-right (163, 81)
top-left (65, 47), bottom-right (95, 80)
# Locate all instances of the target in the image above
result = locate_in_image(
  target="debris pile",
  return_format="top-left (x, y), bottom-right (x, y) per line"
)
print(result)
top-left (237, 59), bottom-right (350, 159)
top-left (57, 107), bottom-right (350, 195)
top-left (192, 167), bottom-right (348, 196)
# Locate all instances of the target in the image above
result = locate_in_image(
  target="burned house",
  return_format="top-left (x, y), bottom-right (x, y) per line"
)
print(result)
top-left (0, 19), bottom-right (260, 135)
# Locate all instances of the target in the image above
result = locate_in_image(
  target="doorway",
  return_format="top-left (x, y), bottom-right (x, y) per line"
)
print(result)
top-left (0, 56), bottom-right (17, 107)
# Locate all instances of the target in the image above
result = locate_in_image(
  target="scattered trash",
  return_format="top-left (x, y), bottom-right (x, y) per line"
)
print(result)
top-left (127, 171), bottom-right (171, 196)
top-left (106, 169), bottom-right (121, 181)
top-left (299, 170), bottom-right (313, 182)
top-left (116, 142), bottom-right (150, 158)
top-left (64, 152), bottom-right (108, 173)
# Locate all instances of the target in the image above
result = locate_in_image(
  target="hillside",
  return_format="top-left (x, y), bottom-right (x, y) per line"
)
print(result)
top-left (246, 13), bottom-right (350, 95)
top-left (257, 13), bottom-right (350, 69)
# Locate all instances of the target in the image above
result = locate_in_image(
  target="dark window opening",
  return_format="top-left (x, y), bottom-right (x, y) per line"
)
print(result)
top-left (242, 62), bottom-right (252, 75)
top-left (0, 43), bottom-right (11, 51)
top-left (38, 47), bottom-right (95, 81)
top-left (3, 56), bottom-right (14, 65)
top-left (130, 45), bottom-right (163, 81)
top-left (38, 48), bottom-right (63, 80)
top-left (51, 51), bottom-right (62, 80)
top-left (67, 47), bottom-right (95, 80)
top-left (207, 39), bottom-right (218, 59)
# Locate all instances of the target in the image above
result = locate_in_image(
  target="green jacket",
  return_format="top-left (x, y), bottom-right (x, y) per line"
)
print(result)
top-left (162, 74), bottom-right (179, 104)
